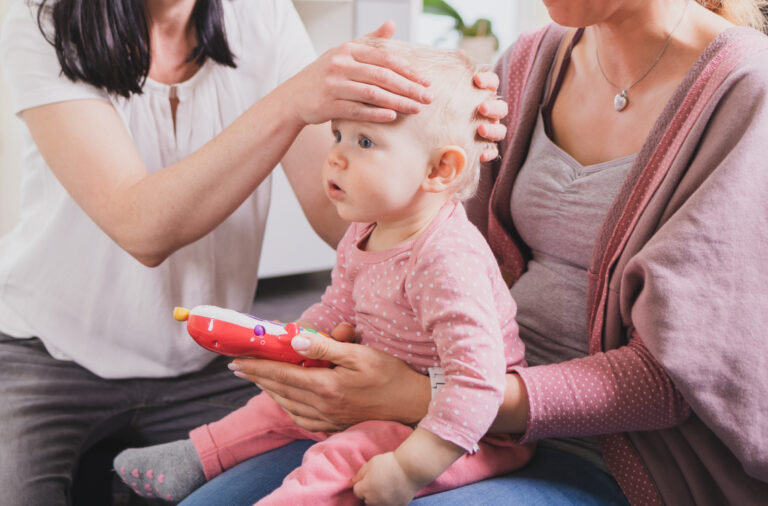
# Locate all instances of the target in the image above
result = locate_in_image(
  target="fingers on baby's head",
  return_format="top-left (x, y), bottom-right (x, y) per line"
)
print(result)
top-left (360, 38), bottom-right (496, 200)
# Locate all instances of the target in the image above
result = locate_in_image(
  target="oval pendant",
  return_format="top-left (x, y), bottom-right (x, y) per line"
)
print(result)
top-left (614, 91), bottom-right (628, 112)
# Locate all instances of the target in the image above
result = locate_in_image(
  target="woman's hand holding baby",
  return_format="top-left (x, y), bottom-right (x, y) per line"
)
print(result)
top-left (230, 323), bottom-right (430, 431)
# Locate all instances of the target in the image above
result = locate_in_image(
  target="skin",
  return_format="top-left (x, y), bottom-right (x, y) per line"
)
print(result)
top-left (234, 0), bottom-right (735, 447)
top-left (323, 118), bottom-right (458, 245)
top-left (22, 0), bottom-right (506, 268)
top-left (546, 0), bottom-right (732, 165)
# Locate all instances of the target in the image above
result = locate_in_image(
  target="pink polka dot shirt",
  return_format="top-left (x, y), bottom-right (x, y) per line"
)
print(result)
top-left (301, 201), bottom-right (526, 452)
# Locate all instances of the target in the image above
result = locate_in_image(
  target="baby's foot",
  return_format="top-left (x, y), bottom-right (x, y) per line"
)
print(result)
top-left (113, 439), bottom-right (205, 502)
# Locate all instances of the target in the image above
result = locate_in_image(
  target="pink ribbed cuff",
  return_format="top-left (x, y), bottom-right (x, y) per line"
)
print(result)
top-left (189, 424), bottom-right (225, 481)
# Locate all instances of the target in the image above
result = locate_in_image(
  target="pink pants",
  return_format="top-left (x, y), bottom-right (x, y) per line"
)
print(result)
top-left (189, 394), bottom-right (533, 505)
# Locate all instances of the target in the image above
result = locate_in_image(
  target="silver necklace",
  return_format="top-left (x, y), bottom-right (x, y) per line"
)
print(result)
top-left (595, 0), bottom-right (690, 112)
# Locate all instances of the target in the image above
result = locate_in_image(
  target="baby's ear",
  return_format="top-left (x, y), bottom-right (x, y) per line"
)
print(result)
top-left (422, 146), bottom-right (467, 193)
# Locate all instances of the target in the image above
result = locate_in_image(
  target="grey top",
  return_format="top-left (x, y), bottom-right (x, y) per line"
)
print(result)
top-left (509, 110), bottom-right (635, 470)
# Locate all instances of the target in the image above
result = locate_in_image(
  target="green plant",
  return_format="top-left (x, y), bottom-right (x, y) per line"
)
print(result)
top-left (423, 0), bottom-right (499, 50)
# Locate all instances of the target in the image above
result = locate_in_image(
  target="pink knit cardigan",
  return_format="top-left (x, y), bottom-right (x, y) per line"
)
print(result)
top-left (466, 24), bottom-right (768, 505)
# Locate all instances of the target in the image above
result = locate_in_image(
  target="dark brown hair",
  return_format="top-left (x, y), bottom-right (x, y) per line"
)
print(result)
top-left (36, 0), bottom-right (236, 98)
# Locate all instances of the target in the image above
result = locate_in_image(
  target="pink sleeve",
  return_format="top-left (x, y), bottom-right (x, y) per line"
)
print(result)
top-left (410, 240), bottom-right (510, 452)
top-left (513, 332), bottom-right (690, 443)
top-left (299, 226), bottom-right (357, 335)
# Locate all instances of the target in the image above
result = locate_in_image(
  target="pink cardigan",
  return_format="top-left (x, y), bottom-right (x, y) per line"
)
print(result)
top-left (466, 24), bottom-right (768, 505)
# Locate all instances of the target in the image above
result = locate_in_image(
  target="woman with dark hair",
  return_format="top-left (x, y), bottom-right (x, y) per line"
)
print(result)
top-left (0, 0), bottom-right (505, 503)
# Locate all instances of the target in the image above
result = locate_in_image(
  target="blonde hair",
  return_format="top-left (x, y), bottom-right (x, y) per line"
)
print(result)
top-left (363, 39), bottom-right (496, 201)
top-left (698, 0), bottom-right (768, 32)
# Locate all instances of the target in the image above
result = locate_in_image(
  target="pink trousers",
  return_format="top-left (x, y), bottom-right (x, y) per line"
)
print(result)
top-left (189, 394), bottom-right (533, 505)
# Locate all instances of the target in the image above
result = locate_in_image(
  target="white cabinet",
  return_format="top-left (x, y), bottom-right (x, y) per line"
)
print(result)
top-left (258, 0), bottom-right (419, 278)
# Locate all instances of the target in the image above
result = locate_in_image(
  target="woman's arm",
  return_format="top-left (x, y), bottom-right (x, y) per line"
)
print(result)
top-left (501, 333), bottom-right (690, 442)
top-left (22, 24), bottom-right (431, 266)
top-left (242, 329), bottom-right (689, 440)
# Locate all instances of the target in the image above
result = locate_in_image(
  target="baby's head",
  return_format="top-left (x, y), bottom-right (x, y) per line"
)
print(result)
top-left (367, 38), bottom-right (496, 201)
top-left (323, 40), bottom-right (496, 224)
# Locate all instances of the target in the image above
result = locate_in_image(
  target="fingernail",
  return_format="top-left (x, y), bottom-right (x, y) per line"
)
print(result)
top-left (233, 371), bottom-right (246, 379)
top-left (291, 336), bottom-right (310, 352)
top-left (227, 362), bottom-right (242, 372)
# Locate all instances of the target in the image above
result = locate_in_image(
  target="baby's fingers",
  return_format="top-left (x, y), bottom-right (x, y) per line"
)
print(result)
top-left (351, 461), bottom-right (369, 486)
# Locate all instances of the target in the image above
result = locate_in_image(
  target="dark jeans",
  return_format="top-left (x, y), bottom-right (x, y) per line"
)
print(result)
top-left (0, 333), bottom-right (256, 505)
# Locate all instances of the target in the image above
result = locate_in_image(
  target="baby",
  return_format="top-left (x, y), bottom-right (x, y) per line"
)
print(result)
top-left (115, 39), bottom-right (533, 505)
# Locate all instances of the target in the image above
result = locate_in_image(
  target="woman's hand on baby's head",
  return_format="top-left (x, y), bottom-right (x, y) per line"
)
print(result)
top-left (282, 21), bottom-right (432, 127)
top-left (474, 71), bottom-right (508, 162)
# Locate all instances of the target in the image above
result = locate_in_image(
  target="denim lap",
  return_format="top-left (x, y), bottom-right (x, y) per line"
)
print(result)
top-left (181, 443), bottom-right (628, 505)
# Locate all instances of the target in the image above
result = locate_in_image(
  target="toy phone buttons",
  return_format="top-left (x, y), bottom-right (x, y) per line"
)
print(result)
top-left (253, 325), bottom-right (265, 337)
top-left (173, 307), bottom-right (190, 321)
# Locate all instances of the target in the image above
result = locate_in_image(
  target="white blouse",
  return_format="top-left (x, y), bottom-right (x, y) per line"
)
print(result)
top-left (0, 0), bottom-right (315, 378)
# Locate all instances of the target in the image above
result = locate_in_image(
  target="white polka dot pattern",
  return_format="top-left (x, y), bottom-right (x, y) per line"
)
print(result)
top-left (513, 334), bottom-right (689, 445)
top-left (301, 202), bottom-right (525, 451)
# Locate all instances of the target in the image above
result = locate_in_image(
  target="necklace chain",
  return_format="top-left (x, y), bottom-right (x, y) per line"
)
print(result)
top-left (595, 0), bottom-right (690, 111)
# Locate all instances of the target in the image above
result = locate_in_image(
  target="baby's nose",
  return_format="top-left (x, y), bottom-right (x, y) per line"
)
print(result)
top-left (327, 149), bottom-right (347, 169)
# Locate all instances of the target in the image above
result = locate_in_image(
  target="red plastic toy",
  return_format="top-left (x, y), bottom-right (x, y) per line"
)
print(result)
top-left (174, 305), bottom-right (332, 367)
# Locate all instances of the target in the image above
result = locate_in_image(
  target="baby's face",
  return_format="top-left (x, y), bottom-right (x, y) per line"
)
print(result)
top-left (322, 117), bottom-right (434, 224)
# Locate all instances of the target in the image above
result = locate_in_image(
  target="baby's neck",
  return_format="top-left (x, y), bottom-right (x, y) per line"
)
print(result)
top-left (364, 198), bottom-right (451, 252)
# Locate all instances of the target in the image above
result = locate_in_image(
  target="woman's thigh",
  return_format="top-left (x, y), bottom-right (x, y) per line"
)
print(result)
top-left (412, 446), bottom-right (629, 505)
top-left (181, 444), bottom-right (629, 506)
top-left (179, 440), bottom-right (315, 506)
top-left (0, 335), bottom-right (135, 504)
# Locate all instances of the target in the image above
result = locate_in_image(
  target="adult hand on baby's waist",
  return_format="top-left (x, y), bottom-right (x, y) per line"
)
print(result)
top-left (229, 322), bottom-right (430, 432)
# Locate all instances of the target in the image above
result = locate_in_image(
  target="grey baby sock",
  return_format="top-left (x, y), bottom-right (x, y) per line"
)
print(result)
top-left (114, 439), bottom-right (206, 502)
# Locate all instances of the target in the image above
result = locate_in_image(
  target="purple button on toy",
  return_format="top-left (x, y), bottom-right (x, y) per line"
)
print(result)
top-left (253, 325), bottom-right (265, 337)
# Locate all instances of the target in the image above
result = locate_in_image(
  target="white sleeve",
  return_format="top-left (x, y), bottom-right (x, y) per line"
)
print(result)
top-left (0, 1), bottom-right (109, 115)
top-left (272, 0), bottom-right (316, 83)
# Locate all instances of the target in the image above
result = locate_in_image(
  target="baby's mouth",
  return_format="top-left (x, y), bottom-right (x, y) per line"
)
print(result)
top-left (326, 179), bottom-right (345, 199)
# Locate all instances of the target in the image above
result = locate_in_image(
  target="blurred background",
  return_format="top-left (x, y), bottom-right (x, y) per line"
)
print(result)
top-left (0, 0), bottom-right (550, 277)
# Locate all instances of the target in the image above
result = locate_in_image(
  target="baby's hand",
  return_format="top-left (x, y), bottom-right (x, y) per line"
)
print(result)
top-left (351, 451), bottom-right (421, 506)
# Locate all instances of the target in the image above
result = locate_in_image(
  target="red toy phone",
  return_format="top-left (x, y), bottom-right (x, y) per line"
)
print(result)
top-left (174, 305), bottom-right (332, 367)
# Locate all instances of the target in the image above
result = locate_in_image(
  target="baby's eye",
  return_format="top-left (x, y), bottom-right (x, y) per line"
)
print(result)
top-left (358, 136), bottom-right (374, 149)
top-left (333, 130), bottom-right (342, 143)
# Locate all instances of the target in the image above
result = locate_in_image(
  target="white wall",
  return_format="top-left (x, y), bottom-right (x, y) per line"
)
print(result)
top-left (0, 0), bottom-right (23, 237)
top-left (417, 0), bottom-right (550, 59)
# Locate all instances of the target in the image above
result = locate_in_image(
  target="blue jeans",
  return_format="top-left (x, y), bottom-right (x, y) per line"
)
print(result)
top-left (181, 443), bottom-right (629, 505)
